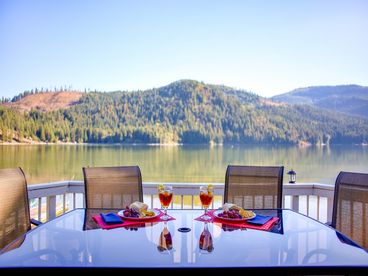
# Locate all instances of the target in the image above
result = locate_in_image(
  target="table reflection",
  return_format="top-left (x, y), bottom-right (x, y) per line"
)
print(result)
top-left (157, 222), bottom-right (173, 253)
top-left (199, 223), bottom-right (214, 253)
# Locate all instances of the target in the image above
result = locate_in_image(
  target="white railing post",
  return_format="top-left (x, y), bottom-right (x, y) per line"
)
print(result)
top-left (327, 196), bottom-right (334, 223)
top-left (37, 198), bottom-right (42, 221)
top-left (292, 195), bottom-right (300, 213)
top-left (47, 195), bottom-right (56, 220)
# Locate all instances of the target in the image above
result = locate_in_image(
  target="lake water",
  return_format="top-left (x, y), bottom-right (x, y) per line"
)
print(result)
top-left (0, 145), bottom-right (368, 184)
top-left (1, 144), bottom-right (367, 185)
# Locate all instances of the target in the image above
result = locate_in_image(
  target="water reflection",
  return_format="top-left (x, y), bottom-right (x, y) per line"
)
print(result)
top-left (0, 144), bottom-right (367, 184)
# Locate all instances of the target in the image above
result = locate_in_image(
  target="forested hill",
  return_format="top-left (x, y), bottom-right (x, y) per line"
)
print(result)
top-left (272, 85), bottom-right (368, 118)
top-left (0, 80), bottom-right (367, 145)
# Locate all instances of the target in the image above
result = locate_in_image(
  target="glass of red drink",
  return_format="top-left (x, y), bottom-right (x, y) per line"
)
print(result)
top-left (199, 184), bottom-right (214, 221)
top-left (158, 185), bottom-right (173, 220)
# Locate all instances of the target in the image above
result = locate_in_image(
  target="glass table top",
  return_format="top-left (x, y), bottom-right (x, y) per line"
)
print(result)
top-left (0, 209), bottom-right (367, 270)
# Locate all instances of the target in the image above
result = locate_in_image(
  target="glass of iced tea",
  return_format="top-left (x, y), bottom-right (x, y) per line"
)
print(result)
top-left (199, 184), bottom-right (214, 221)
top-left (158, 184), bottom-right (173, 221)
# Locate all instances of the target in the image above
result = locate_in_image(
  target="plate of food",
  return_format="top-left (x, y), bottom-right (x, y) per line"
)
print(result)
top-left (213, 203), bottom-right (256, 222)
top-left (118, 201), bottom-right (160, 220)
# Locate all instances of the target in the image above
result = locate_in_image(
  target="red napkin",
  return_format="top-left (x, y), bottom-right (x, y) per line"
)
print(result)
top-left (195, 210), bottom-right (279, 231)
top-left (93, 209), bottom-right (175, 230)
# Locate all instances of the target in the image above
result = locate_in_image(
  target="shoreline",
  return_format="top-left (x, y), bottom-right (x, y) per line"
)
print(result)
top-left (0, 141), bottom-right (78, 146)
top-left (0, 141), bottom-right (367, 147)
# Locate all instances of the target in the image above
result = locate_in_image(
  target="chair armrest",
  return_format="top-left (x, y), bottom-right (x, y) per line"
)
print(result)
top-left (31, 218), bottom-right (42, 226)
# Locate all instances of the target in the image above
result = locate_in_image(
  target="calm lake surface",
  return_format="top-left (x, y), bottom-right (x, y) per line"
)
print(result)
top-left (0, 144), bottom-right (367, 185)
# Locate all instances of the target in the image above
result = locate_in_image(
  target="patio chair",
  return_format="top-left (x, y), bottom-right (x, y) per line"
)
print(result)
top-left (0, 167), bottom-right (40, 251)
top-left (83, 166), bottom-right (143, 209)
top-left (331, 171), bottom-right (368, 249)
top-left (224, 165), bottom-right (284, 209)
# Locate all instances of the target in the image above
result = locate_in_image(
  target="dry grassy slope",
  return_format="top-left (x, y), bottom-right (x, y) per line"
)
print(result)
top-left (4, 91), bottom-right (83, 112)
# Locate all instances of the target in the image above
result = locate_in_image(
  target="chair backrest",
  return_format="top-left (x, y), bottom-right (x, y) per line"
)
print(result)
top-left (331, 171), bottom-right (368, 249)
top-left (83, 166), bottom-right (143, 209)
top-left (0, 167), bottom-right (31, 250)
top-left (224, 165), bottom-right (284, 209)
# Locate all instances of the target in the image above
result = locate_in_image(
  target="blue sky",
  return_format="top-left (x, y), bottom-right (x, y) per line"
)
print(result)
top-left (1, 0), bottom-right (367, 98)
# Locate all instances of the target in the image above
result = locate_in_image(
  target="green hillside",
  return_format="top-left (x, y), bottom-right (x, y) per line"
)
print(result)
top-left (1, 80), bottom-right (367, 144)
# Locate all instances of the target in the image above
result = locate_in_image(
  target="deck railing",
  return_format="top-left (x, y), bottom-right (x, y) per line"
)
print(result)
top-left (27, 181), bottom-right (334, 223)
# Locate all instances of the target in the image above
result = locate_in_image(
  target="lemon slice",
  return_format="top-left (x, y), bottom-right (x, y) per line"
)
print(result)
top-left (158, 183), bottom-right (165, 192)
top-left (239, 209), bottom-right (255, 219)
top-left (140, 209), bottom-right (155, 217)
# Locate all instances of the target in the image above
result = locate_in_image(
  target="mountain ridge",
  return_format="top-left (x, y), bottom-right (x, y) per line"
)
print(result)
top-left (1, 79), bottom-right (261, 112)
top-left (272, 85), bottom-right (368, 118)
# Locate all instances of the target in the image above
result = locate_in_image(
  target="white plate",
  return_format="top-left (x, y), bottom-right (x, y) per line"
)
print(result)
top-left (213, 209), bottom-right (256, 222)
top-left (117, 209), bottom-right (160, 221)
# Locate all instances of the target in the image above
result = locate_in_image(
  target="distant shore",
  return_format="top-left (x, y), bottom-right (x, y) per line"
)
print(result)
top-left (1, 141), bottom-right (367, 146)
top-left (0, 141), bottom-right (185, 146)
top-left (0, 141), bottom-right (78, 146)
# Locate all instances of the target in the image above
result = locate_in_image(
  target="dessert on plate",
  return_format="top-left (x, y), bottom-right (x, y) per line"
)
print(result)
top-left (121, 201), bottom-right (156, 218)
top-left (217, 203), bottom-right (255, 219)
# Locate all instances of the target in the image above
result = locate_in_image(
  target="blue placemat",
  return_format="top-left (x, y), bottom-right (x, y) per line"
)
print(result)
top-left (100, 213), bottom-right (124, 224)
top-left (247, 215), bottom-right (273, 225)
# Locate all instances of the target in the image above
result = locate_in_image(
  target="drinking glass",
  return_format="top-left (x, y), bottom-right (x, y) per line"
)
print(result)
top-left (158, 185), bottom-right (173, 221)
top-left (199, 184), bottom-right (214, 221)
top-left (199, 222), bottom-right (214, 253)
